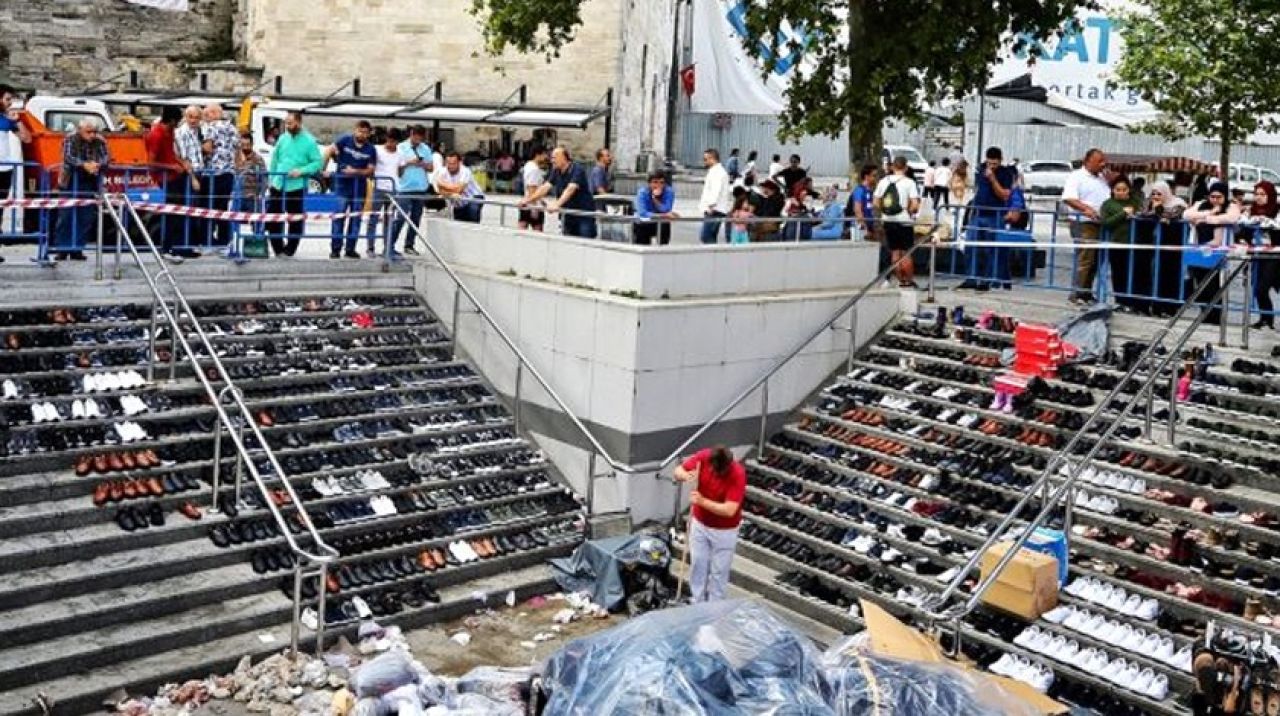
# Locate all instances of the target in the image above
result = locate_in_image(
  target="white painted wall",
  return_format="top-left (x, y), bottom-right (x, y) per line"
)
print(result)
top-left (414, 220), bottom-right (900, 523)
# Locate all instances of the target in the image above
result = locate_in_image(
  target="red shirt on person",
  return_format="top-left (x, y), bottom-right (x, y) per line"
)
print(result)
top-left (681, 448), bottom-right (747, 530)
top-left (145, 120), bottom-right (181, 181)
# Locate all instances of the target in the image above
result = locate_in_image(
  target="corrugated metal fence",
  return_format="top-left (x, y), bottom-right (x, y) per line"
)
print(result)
top-left (677, 112), bottom-right (851, 177)
top-left (966, 122), bottom-right (1280, 170)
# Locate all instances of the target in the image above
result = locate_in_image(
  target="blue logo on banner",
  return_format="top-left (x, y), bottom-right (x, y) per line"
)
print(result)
top-left (724, 1), bottom-right (807, 76)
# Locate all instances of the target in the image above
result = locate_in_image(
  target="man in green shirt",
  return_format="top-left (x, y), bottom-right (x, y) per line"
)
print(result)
top-left (265, 111), bottom-right (323, 257)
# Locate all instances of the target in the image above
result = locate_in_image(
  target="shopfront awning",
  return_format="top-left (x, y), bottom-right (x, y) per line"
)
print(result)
top-left (85, 90), bottom-right (608, 129)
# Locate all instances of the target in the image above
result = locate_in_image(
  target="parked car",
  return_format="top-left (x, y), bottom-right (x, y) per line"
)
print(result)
top-left (1022, 160), bottom-right (1074, 197)
top-left (881, 145), bottom-right (928, 182)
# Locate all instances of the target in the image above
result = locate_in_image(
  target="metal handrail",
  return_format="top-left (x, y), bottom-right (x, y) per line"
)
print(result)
top-left (924, 257), bottom-right (1248, 630)
top-left (100, 193), bottom-right (337, 658)
top-left (393, 187), bottom-right (928, 512)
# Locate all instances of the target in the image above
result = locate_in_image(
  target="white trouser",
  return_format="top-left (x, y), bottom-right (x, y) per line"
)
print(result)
top-left (688, 518), bottom-right (739, 603)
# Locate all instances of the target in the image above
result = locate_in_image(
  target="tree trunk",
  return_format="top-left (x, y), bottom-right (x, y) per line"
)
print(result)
top-left (844, 0), bottom-right (882, 180)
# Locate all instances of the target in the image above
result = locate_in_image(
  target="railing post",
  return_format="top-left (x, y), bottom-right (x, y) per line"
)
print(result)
top-left (586, 451), bottom-right (597, 517)
top-left (1243, 256), bottom-right (1252, 351)
top-left (314, 563), bottom-right (328, 657)
top-left (450, 285), bottom-right (461, 360)
top-left (233, 418), bottom-right (247, 508)
top-left (209, 420), bottom-right (224, 512)
top-left (758, 380), bottom-right (769, 455)
top-left (290, 566), bottom-right (303, 660)
top-left (94, 198), bottom-right (105, 281)
top-left (514, 362), bottom-right (523, 433)
top-left (146, 298), bottom-right (159, 382)
top-left (167, 296), bottom-right (180, 382)
top-left (926, 242), bottom-right (937, 303)
top-left (1219, 259), bottom-right (1229, 347)
top-left (1142, 382), bottom-right (1155, 443)
top-left (845, 307), bottom-right (859, 375)
top-left (1167, 362), bottom-right (1179, 445)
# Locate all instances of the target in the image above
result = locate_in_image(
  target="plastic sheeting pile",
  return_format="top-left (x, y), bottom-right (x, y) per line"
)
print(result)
top-left (540, 599), bottom-right (1043, 715)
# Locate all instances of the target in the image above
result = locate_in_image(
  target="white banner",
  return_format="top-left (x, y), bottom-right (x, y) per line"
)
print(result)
top-left (122, 0), bottom-right (189, 11)
top-left (990, 2), bottom-right (1155, 121)
top-left (690, 0), bottom-right (806, 115)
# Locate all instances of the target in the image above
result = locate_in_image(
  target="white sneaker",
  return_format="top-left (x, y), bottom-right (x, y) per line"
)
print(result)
top-left (1120, 594), bottom-right (1143, 616)
top-left (72, 399), bottom-right (85, 420)
top-left (351, 596), bottom-right (372, 619)
top-left (30, 403), bottom-right (45, 424)
top-left (1014, 627), bottom-right (1041, 649)
top-left (82, 374), bottom-right (96, 393)
top-left (1135, 598), bottom-right (1160, 621)
top-left (1121, 627), bottom-right (1146, 652)
top-left (1167, 645), bottom-right (1193, 672)
top-left (1104, 586), bottom-right (1129, 612)
top-left (1042, 605), bottom-right (1072, 624)
top-left (1043, 634), bottom-right (1067, 659)
top-left (935, 566), bottom-right (959, 583)
top-left (1029, 663), bottom-right (1054, 693)
top-left (2, 379), bottom-right (17, 400)
top-left (1131, 667), bottom-right (1155, 695)
top-left (990, 652), bottom-right (1017, 676)
top-left (300, 607), bottom-right (319, 631)
top-left (1072, 647), bottom-right (1098, 672)
top-left (1145, 673), bottom-right (1169, 700)
top-left (1057, 639), bottom-right (1080, 663)
top-left (1063, 607), bottom-right (1088, 631)
top-left (86, 398), bottom-right (103, 419)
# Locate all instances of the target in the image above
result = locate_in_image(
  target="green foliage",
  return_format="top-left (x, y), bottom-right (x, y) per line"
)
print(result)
top-left (1113, 0), bottom-right (1280, 175)
top-left (470, 0), bottom-right (1088, 166)
top-left (468, 0), bottom-right (586, 59)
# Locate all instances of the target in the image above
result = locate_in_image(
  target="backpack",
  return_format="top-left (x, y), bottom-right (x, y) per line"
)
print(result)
top-left (881, 178), bottom-right (906, 216)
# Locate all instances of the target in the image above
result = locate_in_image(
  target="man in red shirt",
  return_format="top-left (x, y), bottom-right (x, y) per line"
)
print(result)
top-left (674, 445), bottom-right (747, 603)
top-left (144, 107), bottom-right (184, 255)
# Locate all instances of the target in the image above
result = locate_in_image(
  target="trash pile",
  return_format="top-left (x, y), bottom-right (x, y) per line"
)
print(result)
top-left (110, 621), bottom-right (531, 716)
top-left (110, 591), bottom-right (619, 716)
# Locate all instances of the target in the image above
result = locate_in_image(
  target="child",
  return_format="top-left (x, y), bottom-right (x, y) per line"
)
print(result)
top-left (730, 187), bottom-right (753, 245)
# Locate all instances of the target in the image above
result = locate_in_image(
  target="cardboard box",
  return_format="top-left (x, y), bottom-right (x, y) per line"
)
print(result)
top-left (858, 600), bottom-right (1068, 714)
top-left (979, 541), bottom-right (1060, 620)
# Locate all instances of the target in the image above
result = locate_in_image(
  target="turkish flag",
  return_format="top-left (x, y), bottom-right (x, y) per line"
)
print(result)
top-left (680, 65), bottom-right (696, 97)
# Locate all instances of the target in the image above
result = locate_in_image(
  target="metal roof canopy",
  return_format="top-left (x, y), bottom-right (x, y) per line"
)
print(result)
top-left (83, 88), bottom-right (609, 129)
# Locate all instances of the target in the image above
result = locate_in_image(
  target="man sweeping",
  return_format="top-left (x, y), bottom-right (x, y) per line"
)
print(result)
top-left (674, 445), bottom-right (747, 603)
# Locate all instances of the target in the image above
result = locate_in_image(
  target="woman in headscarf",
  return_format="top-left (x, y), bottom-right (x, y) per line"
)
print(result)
top-left (1183, 181), bottom-right (1242, 325)
top-left (1100, 176), bottom-right (1147, 312)
top-left (1140, 181), bottom-right (1189, 316)
top-left (1244, 181), bottom-right (1280, 329)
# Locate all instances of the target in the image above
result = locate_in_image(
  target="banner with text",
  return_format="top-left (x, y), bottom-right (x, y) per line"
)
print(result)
top-left (690, 0), bottom-right (810, 115)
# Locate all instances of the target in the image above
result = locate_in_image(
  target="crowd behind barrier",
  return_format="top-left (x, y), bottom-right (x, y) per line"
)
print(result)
top-left (3, 159), bottom-right (1280, 325)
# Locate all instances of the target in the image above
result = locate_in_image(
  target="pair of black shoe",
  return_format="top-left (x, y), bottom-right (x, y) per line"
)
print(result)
top-left (251, 547), bottom-right (298, 573)
top-left (335, 555), bottom-right (423, 590)
top-left (116, 502), bottom-right (164, 531)
top-left (210, 518), bottom-right (280, 547)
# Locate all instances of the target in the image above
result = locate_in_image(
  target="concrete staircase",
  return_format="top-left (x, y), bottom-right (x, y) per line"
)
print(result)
top-left (0, 277), bottom-right (585, 715)
top-left (729, 294), bottom-right (1280, 716)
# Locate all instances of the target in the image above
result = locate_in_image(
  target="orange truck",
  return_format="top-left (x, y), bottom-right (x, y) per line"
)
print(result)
top-left (10, 95), bottom-right (160, 197)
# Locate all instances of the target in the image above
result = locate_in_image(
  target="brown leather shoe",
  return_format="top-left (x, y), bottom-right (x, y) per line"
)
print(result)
top-left (92, 482), bottom-right (111, 507)
top-left (75, 455), bottom-right (93, 476)
top-left (418, 551), bottom-right (437, 571)
top-left (94, 454), bottom-right (112, 474)
top-left (326, 573), bottom-right (341, 594)
top-left (257, 410), bottom-right (274, 428)
top-left (122, 479), bottom-right (139, 499)
top-left (109, 480), bottom-right (124, 502)
top-left (4, 333), bottom-right (21, 350)
top-left (117, 452), bottom-right (134, 471)
top-left (178, 502), bottom-right (202, 520)
top-left (139, 450), bottom-right (160, 468)
top-left (146, 477), bottom-right (165, 496)
top-left (431, 548), bottom-right (447, 568)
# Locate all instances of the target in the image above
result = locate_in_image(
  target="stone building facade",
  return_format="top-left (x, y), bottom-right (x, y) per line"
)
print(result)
top-left (241, 0), bottom-right (675, 167)
top-left (0, 0), bottom-right (236, 91)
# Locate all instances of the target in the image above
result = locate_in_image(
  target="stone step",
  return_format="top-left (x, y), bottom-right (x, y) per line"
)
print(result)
top-left (0, 563), bottom-right (558, 716)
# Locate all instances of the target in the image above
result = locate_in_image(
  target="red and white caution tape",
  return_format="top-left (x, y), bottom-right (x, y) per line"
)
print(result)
top-left (0, 197), bottom-right (100, 209)
top-left (126, 201), bottom-right (380, 223)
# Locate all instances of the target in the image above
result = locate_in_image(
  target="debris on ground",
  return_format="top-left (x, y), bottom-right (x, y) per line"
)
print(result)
top-left (115, 594), bottom-right (619, 716)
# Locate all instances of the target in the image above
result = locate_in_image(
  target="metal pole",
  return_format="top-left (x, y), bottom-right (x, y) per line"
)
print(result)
top-left (451, 285), bottom-right (461, 360)
top-left (210, 422), bottom-right (223, 512)
top-left (846, 308), bottom-right (859, 374)
top-left (314, 564), bottom-right (328, 656)
top-left (146, 299), bottom-right (158, 382)
top-left (586, 451), bottom-right (597, 517)
top-left (926, 241), bottom-right (937, 303)
top-left (1062, 484), bottom-right (1075, 551)
top-left (1167, 362), bottom-right (1179, 445)
top-left (1143, 383), bottom-right (1154, 443)
top-left (290, 567), bottom-right (302, 660)
top-left (514, 362), bottom-right (524, 433)
top-left (1219, 260), bottom-right (1229, 347)
top-left (94, 199), bottom-right (105, 281)
top-left (758, 380), bottom-right (769, 455)
top-left (500, 204), bottom-right (507, 227)
top-left (233, 419), bottom-right (246, 507)
top-left (167, 296), bottom-right (180, 382)
top-left (1243, 257), bottom-right (1252, 351)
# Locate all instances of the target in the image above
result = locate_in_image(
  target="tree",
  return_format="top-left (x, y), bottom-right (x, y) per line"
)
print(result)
top-left (1113, 0), bottom-right (1280, 181)
top-left (469, 0), bottom-right (1087, 170)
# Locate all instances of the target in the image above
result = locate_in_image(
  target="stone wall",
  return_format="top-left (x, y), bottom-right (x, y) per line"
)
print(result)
top-left (0, 0), bottom-right (236, 92)
top-left (613, 0), bottom-right (678, 172)
top-left (242, 0), bottom-right (658, 163)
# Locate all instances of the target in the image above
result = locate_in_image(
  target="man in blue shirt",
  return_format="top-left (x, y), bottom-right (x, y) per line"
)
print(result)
top-left (326, 120), bottom-right (377, 259)
top-left (632, 172), bottom-right (677, 245)
top-left (393, 125), bottom-right (434, 255)
top-left (521, 147), bottom-right (597, 238)
top-left (959, 146), bottom-right (1015, 291)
